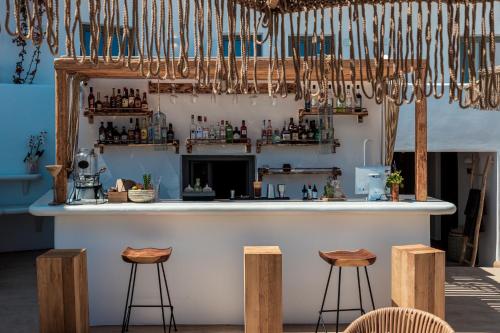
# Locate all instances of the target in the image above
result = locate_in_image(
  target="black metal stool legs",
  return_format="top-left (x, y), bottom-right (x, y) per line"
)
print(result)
top-left (157, 264), bottom-right (167, 333)
top-left (315, 264), bottom-right (334, 333)
top-left (315, 266), bottom-right (375, 333)
top-left (121, 263), bottom-right (176, 333)
top-left (160, 263), bottom-right (178, 332)
top-left (364, 267), bottom-right (375, 310)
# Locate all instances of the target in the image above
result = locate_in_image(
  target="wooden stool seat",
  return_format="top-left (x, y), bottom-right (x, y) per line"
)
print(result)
top-left (121, 247), bottom-right (172, 264)
top-left (319, 249), bottom-right (377, 267)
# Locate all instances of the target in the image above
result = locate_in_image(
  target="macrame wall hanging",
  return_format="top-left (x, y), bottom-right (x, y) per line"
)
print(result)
top-left (3, 0), bottom-right (499, 109)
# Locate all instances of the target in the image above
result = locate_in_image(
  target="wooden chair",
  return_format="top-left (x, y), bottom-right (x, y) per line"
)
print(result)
top-left (343, 307), bottom-right (455, 333)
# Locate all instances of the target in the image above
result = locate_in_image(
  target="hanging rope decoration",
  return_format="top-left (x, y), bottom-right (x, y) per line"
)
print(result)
top-left (2, 0), bottom-right (499, 109)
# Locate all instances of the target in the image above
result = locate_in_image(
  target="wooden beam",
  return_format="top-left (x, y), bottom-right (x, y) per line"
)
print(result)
top-left (53, 57), bottom-right (413, 81)
top-left (415, 92), bottom-right (427, 201)
top-left (55, 69), bottom-right (69, 204)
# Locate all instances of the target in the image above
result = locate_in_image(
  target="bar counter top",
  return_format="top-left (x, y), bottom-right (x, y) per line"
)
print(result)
top-left (30, 192), bottom-right (456, 216)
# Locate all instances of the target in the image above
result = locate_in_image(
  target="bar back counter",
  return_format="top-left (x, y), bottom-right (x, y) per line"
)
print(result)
top-left (30, 193), bottom-right (455, 326)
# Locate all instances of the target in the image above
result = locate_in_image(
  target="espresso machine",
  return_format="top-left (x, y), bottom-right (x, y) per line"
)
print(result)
top-left (67, 148), bottom-right (106, 204)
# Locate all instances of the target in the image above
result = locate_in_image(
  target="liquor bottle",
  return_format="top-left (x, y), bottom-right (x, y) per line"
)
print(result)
top-left (320, 118), bottom-right (328, 141)
top-left (161, 116), bottom-right (168, 144)
top-left (355, 84), bottom-right (363, 112)
top-left (312, 184), bottom-right (318, 199)
top-left (307, 184), bottom-right (313, 200)
top-left (128, 87), bottom-right (135, 107)
top-left (104, 96), bottom-right (110, 108)
top-left (134, 89), bottom-right (141, 108)
top-left (190, 115), bottom-right (196, 139)
top-left (140, 118), bottom-right (148, 144)
top-left (273, 129), bottom-right (281, 143)
top-left (311, 83), bottom-right (318, 107)
top-left (219, 120), bottom-right (226, 140)
top-left (327, 83), bottom-right (334, 109)
top-left (314, 120), bottom-right (321, 141)
top-left (266, 120), bottom-right (273, 144)
top-left (134, 118), bottom-right (141, 144)
top-left (240, 120), bottom-right (248, 139)
top-left (261, 120), bottom-right (267, 142)
top-left (148, 115), bottom-right (155, 144)
top-left (282, 121), bottom-right (291, 141)
top-left (304, 91), bottom-right (311, 112)
top-left (95, 92), bottom-right (103, 111)
top-left (302, 185), bottom-right (308, 200)
top-left (98, 122), bottom-right (106, 144)
top-left (116, 89), bottom-right (122, 110)
top-left (233, 127), bottom-right (241, 143)
top-left (110, 88), bottom-right (116, 109)
top-left (225, 121), bottom-right (233, 143)
top-left (290, 118), bottom-right (299, 141)
top-left (120, 126), bottom-right (128, 144)
top-left (141, 92), bottom-right (148, 111)
top-left (345, 84), bottom-right (352, 108)
top-left (122, 88), bottom-right (129, 108)
top-left (209, 122), bottom-right (217, 140)
top-left (113, 126), bottom-right (120, 144)
top-left (307, 120), bottom-right (315, 140)
top-left (167, 123), bottom-right (175, 143)
top-left (196, 116), bottom-right (203, 140)
top-left (106, 122), bottom-right (114, 144)
top-left (127, 118), bottom-right (135, 143)
top-left (88, 87), bottom-right (95, 109)
top-left (300, 120), bottom-right (307, 140)
top-left (202, 116), bottom-right (209, 139)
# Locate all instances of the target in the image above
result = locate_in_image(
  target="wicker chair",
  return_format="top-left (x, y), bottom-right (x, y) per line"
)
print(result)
top-left (343, 307), bottom-right (455, 333)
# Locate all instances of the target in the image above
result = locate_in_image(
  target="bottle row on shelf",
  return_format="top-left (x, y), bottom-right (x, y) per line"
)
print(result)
top-left (259, 117), bottom-right (333, 145)
top-left (98, 117), bottom-right (175, 145)
top-left (188, 115), bottom-right (249, 144)
top-left (87, 86), bottom-right (149, 112)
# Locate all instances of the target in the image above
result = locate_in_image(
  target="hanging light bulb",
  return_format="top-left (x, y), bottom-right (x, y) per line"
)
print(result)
top-left (170, 84), bottom-right (178, 104)
top-left (191, 83), bottom-right (199, 104)
top-left (271, 94), bottom-right (278, 107)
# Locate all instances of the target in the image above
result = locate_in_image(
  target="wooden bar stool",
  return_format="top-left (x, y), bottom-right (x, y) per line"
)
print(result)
top-left (121, 247), bottom-right (177, 333)
top-left (315, 249), bottom-right (377, 333)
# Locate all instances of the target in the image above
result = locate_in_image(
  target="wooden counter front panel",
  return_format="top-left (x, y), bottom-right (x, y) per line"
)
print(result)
top-left (244, 246), bottom-right (283, 333)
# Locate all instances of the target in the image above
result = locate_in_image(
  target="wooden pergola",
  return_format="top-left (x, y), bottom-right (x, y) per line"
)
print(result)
top-left (53, 57), bottom-right (427, 203)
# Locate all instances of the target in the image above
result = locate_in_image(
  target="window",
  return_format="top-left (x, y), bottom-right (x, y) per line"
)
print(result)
top-left (81, 24), bottom-right (135, 57)
top-left (222, 34), bottom-right (263, 57)
top-left (459, 35), bottom-right (500, 83)
top-left (287, 35), bottom-right (332, 57)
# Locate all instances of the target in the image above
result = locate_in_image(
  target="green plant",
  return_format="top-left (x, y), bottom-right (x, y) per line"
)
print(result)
top-left (143, 173), bottom-right (152, 190)
top-left (386, 170), bottom-right (404, 188)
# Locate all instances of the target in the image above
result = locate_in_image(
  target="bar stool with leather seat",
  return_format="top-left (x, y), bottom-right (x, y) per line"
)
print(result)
top-left (121, 247), bottom-right (177, 333)
top-left (315, 249), bottom-right (377, 333)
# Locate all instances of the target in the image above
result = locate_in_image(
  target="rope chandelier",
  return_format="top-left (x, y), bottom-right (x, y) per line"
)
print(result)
top-left (3, 0), bottom-right (499, 109)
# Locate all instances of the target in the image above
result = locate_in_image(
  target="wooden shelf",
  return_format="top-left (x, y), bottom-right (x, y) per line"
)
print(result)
top-left (299, 107), bottom-right (368, 123)
top-left (258, 167), bottom-right (342, 181)
top-left (0, 174), bottom-right (41, 181)
top-left (256, 139), bottom-right (340, 153)
top-left (186, 138), bottom-right (252, 153)
top-left (83, 108), bottom-right (152, 124)
top-left (94, 141), bottom-right (180, 154)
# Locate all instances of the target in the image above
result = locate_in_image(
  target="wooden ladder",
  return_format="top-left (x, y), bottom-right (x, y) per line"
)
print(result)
top-left (460, 154), bottom-right (492, 267)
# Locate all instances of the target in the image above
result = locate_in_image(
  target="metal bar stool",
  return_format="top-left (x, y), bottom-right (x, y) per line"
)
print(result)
top-left (315, 249), bottom-right (377, 333)
top-left (121, 247), bottom-right (177, 333)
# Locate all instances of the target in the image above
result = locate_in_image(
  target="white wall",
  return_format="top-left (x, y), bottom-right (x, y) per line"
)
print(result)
top-left (81, 79), bottom-right (383, 199)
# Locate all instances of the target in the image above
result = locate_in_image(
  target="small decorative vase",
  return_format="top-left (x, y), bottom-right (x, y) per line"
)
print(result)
top-left (26, 159), bottom-right (39, 174)
top-left (391, 184), bottom-right (400, 202)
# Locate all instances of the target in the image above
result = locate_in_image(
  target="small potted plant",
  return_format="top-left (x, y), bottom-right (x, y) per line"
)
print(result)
top-left (24, 131), bottom-right (47, 174)
top-left (386, 170), bottom-right (404, 202)
top-left (128, 173), bottom-right (156, 203)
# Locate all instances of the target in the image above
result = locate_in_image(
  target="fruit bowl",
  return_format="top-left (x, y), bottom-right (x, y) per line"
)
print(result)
top-left (128, 189), bottom-right (155, 203)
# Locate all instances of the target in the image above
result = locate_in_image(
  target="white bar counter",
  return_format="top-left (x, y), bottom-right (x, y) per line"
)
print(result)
top-left (30, 193), bottom-right (455, 326)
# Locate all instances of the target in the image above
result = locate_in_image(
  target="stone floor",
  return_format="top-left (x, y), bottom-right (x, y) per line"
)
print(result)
top-left (1, 250), bottom-right (499, 333)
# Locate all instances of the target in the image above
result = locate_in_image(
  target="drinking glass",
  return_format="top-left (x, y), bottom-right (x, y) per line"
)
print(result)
top-left (253, 181), bottom-right (262, 199)
top-left (277, 184), bottom-right (286, 198)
